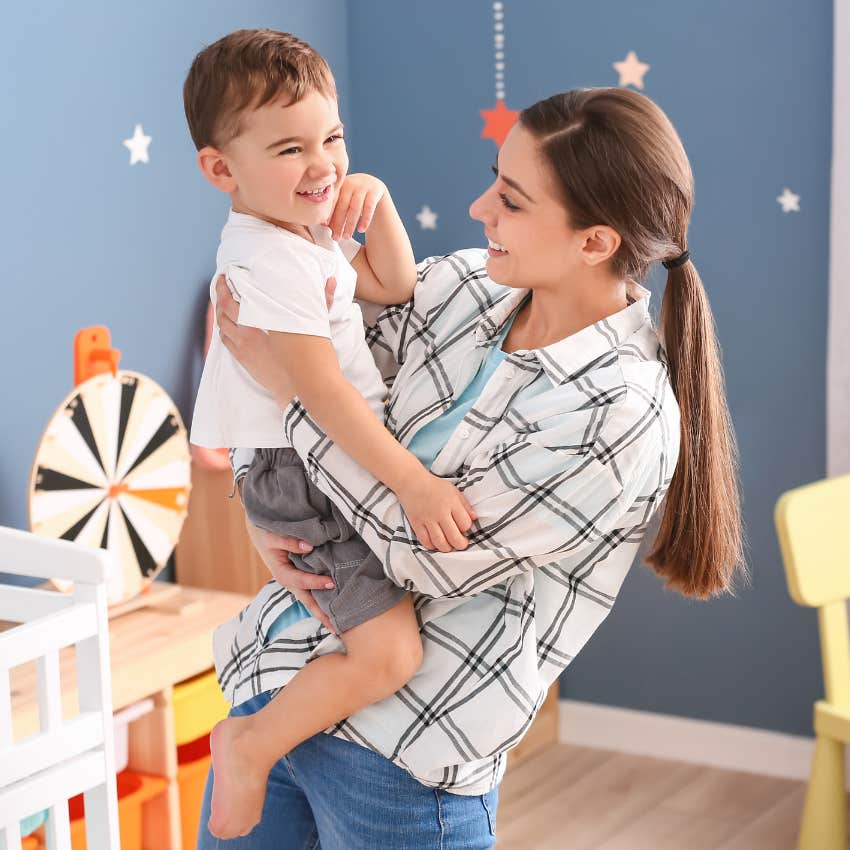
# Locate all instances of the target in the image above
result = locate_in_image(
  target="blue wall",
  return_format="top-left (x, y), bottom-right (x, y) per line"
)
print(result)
top-left (1, 0), bottom-right (833, 738)
top-left (348, 0), bottom-right (832, 737)
top-left (0, 0), bottom-right (351, 530)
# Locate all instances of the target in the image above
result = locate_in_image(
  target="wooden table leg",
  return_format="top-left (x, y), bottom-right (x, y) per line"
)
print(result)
top-left (127, 687), bottom-right (182, 850)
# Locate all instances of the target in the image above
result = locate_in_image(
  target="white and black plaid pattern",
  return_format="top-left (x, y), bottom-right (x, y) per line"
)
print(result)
top-left (216, 249), bottom-right (680, 795)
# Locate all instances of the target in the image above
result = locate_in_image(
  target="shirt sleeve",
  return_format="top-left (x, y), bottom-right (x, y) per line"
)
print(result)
top-left (282, 400), bottom-right (631, 600)
top-left (227, 246), bottom-right (331, 339)
top-left (358, 253), bottom-right (467, 391)
top-left (338, 236), bottom-right (361, 263)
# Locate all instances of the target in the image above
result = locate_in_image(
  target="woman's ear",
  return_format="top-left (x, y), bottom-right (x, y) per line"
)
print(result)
top-left (197, 146), bottom-right (237, 193)
top-left (580, 225), bottom-right (621, 267)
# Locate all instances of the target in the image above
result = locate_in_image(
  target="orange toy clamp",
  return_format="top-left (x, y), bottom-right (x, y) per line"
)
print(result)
top-left (74, 326), bottom-right (121, 387)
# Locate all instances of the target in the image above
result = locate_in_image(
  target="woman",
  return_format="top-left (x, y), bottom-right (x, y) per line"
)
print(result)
top-left (198, 87), bottom-right (743, 849)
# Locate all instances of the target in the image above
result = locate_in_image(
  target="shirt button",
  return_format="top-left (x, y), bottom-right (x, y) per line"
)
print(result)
top-left (460, 428), bottom-right (471, 439)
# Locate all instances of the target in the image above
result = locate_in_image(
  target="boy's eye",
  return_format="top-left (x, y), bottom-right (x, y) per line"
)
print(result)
top-left (278, 146), bottom-right (300, 156)
top-left (491, 164), bottom-right (498, 177)
top-left (325, 134), bottom-right (344, 144)
top-left (499, 193), bottom-right (520, 211)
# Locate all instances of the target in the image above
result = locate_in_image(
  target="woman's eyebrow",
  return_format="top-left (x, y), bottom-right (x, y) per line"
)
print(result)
top-left (494, 160), bottom-right (535, 203)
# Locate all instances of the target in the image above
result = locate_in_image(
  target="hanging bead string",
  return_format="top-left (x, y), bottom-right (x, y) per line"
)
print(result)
top-left (494, 2), bottom-right (505, 101)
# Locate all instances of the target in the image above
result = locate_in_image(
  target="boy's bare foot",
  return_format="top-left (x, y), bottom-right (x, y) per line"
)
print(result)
top-left (208, 716), bottom-right (271, 839)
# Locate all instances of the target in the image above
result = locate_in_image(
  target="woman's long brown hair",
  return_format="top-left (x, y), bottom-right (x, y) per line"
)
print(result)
top-left (520, 89), bottom-right (745, 598)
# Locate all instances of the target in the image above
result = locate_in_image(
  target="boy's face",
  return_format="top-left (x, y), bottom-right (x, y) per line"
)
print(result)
top-left (221, 90), bottom-right (348, 231)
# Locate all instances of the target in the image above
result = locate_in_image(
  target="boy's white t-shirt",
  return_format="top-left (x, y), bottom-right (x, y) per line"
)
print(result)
top-left (191, 209), bottom-right (387, 449)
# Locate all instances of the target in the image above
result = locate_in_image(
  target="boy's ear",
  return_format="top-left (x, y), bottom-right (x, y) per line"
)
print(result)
top-left (197, 146), bottom-right (237, 193)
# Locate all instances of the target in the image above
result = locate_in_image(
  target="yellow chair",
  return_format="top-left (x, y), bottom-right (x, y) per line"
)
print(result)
top-left (775, 473), bottom-right (850, 850)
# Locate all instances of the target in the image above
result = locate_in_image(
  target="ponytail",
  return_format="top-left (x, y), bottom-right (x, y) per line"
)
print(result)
top-left (645, 260), bottom-right (746, 598)
top-left (520, 88), bottom-right (746, 598)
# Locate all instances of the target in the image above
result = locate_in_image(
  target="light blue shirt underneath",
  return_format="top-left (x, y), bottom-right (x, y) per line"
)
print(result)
top-left (266, 315), bottom-right (516, 641)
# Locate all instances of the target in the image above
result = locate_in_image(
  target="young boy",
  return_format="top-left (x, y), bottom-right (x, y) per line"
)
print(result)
top-left (185, 30), bottom-right (477, 840)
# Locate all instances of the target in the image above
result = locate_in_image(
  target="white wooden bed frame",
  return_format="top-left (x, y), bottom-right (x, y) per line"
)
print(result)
top-left (0, 526), bottom-right (120, 850)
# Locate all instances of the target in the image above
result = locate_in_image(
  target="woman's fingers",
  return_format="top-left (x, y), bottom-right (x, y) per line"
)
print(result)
top-left (324, 276), bottom-right (337, 310)
top-left (268, 557), bottom-right (335, 592)
top-left (214, 276), bottom-right (239, 322)
top-left (290, 588), bottom-right (336, 635)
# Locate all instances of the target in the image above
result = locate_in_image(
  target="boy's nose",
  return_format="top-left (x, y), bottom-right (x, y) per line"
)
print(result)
top-left (308, 154), bottom-right (336, 177)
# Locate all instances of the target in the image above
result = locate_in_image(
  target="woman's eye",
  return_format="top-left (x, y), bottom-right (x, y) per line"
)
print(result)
top-left (325, 134), bottom-right (344, 144)
top-left (499, 193), bottom-right (520, 211)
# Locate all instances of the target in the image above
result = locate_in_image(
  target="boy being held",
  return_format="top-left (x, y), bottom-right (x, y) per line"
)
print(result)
top-left (185, 30), bottom-right (477, 840)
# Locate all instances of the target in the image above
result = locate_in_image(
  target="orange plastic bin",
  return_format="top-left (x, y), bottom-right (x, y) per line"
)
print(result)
top-left (178, 734), bottom-right (213, 850)
top-left (68, 770), bottom-right (166, 850)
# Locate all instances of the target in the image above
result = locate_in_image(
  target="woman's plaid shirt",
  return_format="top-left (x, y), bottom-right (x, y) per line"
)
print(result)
top-left (216, 249), bottom-right (680, 795)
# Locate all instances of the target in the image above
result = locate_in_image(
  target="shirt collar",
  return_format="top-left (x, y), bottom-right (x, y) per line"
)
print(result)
top-left (475, 281), bottom-right (652, 385)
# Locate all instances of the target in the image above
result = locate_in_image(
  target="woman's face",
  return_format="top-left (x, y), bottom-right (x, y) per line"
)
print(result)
top-left (469, 123), bottom-right (583, 290)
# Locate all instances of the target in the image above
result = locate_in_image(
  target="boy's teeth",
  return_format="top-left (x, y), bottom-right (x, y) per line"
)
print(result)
top-left (488, 239), bottom-right (508, 252)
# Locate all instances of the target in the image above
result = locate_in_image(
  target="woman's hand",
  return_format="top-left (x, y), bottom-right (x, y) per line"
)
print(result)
top-left (214, 276), bottom-right (337, 404)
top-left (244, 518), bottom-right (337, 634)
top-left (327, 173), bottom-right (386, 240)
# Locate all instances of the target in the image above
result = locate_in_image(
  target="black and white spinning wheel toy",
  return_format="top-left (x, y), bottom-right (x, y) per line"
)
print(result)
top-left (28, 367), bottom-right (191, 604)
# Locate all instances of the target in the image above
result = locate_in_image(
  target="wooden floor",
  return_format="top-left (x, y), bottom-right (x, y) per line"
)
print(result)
top-left (496, 743), bottom-right (836, 850)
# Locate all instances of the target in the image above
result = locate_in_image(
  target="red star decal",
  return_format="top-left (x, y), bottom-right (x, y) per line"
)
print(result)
top-left (480, 100), bottom-right (519, 147)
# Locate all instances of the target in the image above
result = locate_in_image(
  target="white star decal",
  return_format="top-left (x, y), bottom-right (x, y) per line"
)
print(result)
top-left (416, 205), bottom-right (438, 230)
top-left (123, 124), bottom-right (152, 165)
top-left (776, 188), bottom-right (800, 213)
top-left (613, 51), bottom-right (650, 90)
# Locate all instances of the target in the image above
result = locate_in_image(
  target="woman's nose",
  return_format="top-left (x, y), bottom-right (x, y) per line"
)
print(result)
top-left (469, 188), bottom-right (492, 224)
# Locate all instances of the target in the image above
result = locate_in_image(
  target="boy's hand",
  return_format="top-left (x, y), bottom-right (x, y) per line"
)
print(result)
top-left (396, 473), bottom-right (478, 553)
top-left (327, 173), bottom-right (387, 241)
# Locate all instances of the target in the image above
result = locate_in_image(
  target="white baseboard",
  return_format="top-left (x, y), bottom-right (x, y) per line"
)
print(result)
top-left (559, 698), bottom-right (841, 785)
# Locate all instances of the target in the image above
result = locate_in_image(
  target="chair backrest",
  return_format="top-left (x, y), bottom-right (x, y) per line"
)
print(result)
top-left (0, 526), bottom-right (120, 850)
top-left (775, 473), bottom-right (850, 607)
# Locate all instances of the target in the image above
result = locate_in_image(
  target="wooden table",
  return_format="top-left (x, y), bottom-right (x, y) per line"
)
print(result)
top-left (8, 584), bottom-right (249, 850)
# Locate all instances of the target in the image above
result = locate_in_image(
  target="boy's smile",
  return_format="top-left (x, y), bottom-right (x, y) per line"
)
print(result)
top-left (218, 90), bottom-right (348, 235)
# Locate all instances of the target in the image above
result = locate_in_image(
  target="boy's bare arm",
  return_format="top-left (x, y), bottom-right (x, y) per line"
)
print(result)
top-left (269, 332), bottom-right (425, 495)
top-left (328, 174), bottom-right (416, 305)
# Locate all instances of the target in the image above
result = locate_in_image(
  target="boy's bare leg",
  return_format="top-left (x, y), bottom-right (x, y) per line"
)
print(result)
top-left (208, 594), bottom-right (422, 839)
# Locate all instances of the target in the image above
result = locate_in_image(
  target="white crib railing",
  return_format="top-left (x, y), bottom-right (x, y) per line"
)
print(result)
top-left (0, 526), bottom-right (120, 850)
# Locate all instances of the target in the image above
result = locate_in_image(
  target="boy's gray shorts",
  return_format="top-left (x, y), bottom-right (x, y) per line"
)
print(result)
top-left (241, 447), bottom-right (407, 634)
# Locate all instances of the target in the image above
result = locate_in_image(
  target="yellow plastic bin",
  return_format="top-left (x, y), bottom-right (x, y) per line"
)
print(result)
top-left (178, 733), bottom-right (213, 850)
top-left (172, 669), bottom-right (229, 850)
top-left (67, 770), bottom-right (167, 850)
top-left (172, 669), bottom-right (229, 747)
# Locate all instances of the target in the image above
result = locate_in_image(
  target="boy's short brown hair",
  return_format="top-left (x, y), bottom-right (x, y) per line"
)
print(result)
top-left (183, 29), bottom-right (336, 150)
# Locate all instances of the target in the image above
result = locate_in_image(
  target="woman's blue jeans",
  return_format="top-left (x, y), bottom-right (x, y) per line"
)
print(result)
top-left (195, 691), bottom-right (499, 849)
